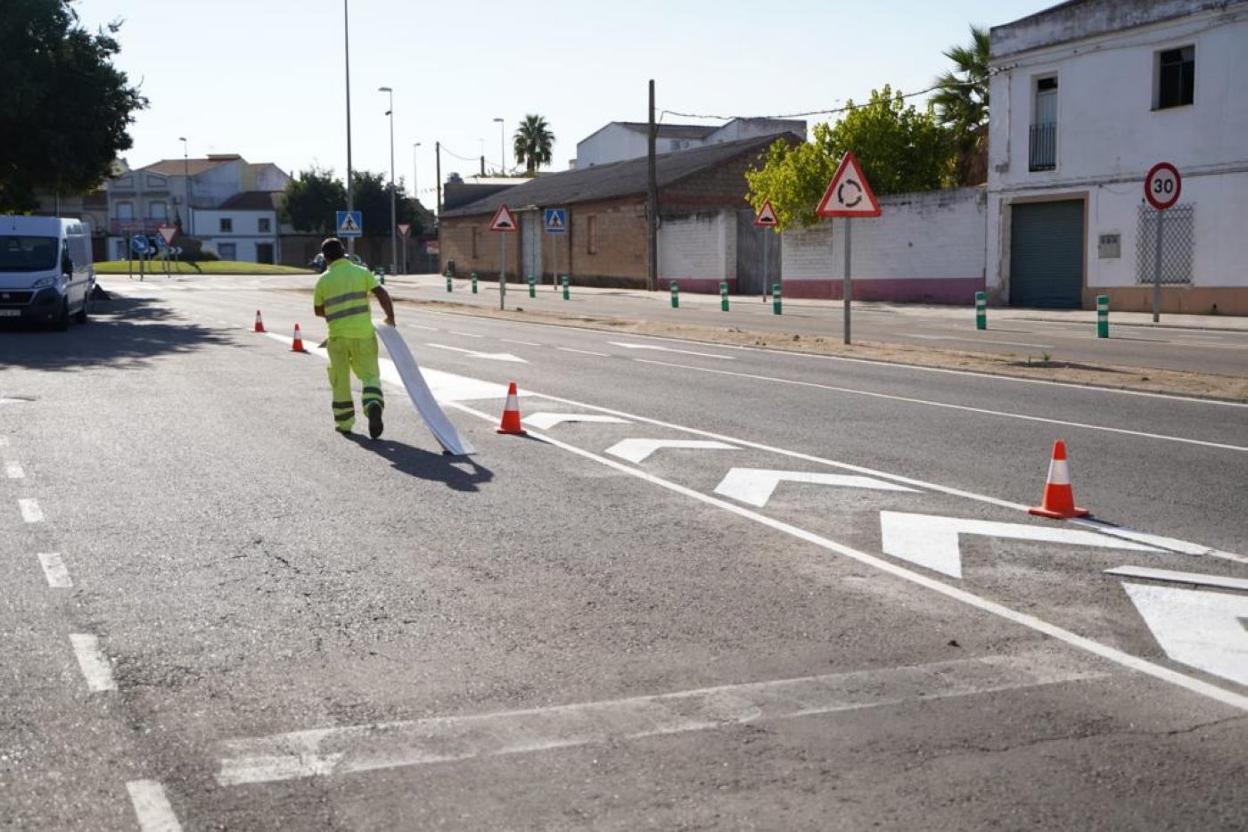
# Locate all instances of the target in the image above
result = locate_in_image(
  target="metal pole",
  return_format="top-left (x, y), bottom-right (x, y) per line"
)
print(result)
top-left (1152, 208), bottom-right (1164, 323)
top-left (180, 137), bottom-right (191, 236)
top-left (762, 230), bottom-right (768, 303)
top-left (343, 0), bottom-right (355, 255)
top-left (500, 233), bottom-right (506, 311)
top-left (843, 217), bottom-right (852, 345)
top-left (435, 141), bottom-right (442, 215)
top-left (387, 90), bottom-right (397, 274)
top-left (646, 80), bottom-right (658, 292)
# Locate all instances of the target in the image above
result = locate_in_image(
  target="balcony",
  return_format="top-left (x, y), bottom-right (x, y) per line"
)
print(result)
top-left (1029, 123), bottom-right (1056, 172)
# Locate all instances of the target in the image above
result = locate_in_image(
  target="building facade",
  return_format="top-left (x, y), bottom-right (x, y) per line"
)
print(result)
top-left (575, 118), bottom-right (806, 169)
top-left (194, 192), bottom-right (281, 264)
top-left (987, 0), bottom-right (1248, 312)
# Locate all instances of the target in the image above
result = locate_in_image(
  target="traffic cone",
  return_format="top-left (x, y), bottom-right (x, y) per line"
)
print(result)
top-left (254, 309), bottom-right (265, 333)
top-left (496, 382), bottom-right (526, 435)
top-left (291, 323), bottom-right (306, 353)
top-left (1029, 440), bottom-right (1089, 519)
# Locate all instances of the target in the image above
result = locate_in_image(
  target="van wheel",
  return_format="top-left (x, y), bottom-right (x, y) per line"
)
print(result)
top-left (54, 298), bottom-right (70, 331)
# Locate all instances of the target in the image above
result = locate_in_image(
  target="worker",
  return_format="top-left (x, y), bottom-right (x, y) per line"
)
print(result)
top-left (313, 237), bottom-right (396, 438)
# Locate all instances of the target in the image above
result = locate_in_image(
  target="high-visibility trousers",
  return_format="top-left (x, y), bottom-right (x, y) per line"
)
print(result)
top-left (326, 334), bottom-right (383, 431)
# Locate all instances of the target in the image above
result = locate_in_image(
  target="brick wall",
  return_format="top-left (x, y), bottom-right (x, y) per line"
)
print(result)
top-left (782, 187), bottom-right (987, 303)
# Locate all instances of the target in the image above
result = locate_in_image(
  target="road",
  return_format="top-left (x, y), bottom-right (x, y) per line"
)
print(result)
top-left (2, 273), bottom-right (1246, 830)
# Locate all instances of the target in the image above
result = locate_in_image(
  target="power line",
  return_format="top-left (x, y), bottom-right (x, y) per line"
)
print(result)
top-left (659, 79), bottom-right (985, 123)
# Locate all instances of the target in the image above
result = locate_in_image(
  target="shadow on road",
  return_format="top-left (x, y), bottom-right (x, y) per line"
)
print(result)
top-left (344, 434), bottom-right (493, 492)
top-left (0, 293), bottom-right (232, 372)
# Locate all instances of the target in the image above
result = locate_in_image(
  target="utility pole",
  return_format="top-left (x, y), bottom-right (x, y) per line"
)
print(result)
top-left (480, 156), bottom-right (485, 178)
top-left (343, 0), bottom-right (355, 255)
top-left (379, 86), bottom-right (397, 274)
top-left (646, 79), bottom-right (658, 292)
top-left (435, 141), bottom-right (442, 215)
top-left (178, 136), bottom-right (191, 235)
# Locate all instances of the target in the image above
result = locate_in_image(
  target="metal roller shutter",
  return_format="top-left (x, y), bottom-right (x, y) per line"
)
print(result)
top-left (1009, 200), bottom-right (1084, 308)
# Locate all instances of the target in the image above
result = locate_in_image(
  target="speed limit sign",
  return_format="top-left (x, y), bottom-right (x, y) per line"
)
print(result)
top-left (1145, 162), bottom-right (1181, 210)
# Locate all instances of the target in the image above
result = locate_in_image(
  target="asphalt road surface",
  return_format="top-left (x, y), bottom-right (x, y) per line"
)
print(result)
top-left (2, 273), bottom-right (1246, 830)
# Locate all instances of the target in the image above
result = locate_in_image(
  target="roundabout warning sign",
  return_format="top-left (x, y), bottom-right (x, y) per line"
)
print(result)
top-left (816, 151), bottom-right (881, 218)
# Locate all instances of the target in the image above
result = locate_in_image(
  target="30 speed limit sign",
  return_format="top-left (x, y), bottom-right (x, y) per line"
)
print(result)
top-left (1145, 162), bottom-right (1181, 210)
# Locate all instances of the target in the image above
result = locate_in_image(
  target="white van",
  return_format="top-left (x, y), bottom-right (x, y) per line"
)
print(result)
top-left (0, 216), bottom-right (96, 330)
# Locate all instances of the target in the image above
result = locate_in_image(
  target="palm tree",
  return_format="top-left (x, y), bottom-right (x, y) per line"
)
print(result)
top-left (932, 25), bottom-right (990, 186)
top-left (513, 114), bottom-right (555, 175)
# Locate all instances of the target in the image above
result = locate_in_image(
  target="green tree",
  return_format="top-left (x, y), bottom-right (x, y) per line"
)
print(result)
top-left (280, 167), bottom-right (347, 236)
top-left (931, 25), bottom-right (991, 186)
top-left (512, 114), bottom-right (555, 175)
top-left (351, 171), bottom-right (425, 236)
top-left (0, 0), bottom-right (146, 211)
top-left (746, 86), bottom-right (953, 229)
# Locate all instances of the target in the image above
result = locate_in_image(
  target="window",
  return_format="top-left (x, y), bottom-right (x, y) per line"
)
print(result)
top-left (1029, 76), bottom-right (1058, 172)
top-left (1156, 46), bottom-right (1194, 109)
top-left (219, 218), bottom-right (233, 233)
top-left (258, 217), bottom-right (272, 233)
top-left (218, 243), bottom-right (237, 260)
top-left (587, 215), bottom-right (598, 255)
top-left (148, 201), bottom-right (167, 220)
top-left (116, 201), bottom-right (134, 220)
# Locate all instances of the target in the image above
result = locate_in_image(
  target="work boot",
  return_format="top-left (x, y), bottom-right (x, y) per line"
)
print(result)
top-left (366, 403), bottom-right (384, 439)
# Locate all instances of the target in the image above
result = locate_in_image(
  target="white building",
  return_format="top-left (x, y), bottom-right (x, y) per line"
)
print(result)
top-left (987, 0), bottom-right (1248, 313)
top-left (576, 118), bottom-right (806, 169)
top-left (195, 192), bottom-right (281, 264)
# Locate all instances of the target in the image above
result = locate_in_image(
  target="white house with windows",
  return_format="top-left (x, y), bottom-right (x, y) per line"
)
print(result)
top-left (986, 0), bottom-right (1248, 313)
top-left (575, 118), bottom-right (806, 169)
top-left (195, 192), bottom-right (281, 264)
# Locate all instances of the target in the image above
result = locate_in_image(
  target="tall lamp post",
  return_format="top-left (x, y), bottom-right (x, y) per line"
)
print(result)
top-left (379, 86), bottom-right (397, 274)
top-left (178, 136), bottom-right (191, 235)
top-left (412, 142), bottom-right (421, 204)
top-left (493, 117), bottom-right (505, 175)
top-left (343, 0), bottom-right (355, 255)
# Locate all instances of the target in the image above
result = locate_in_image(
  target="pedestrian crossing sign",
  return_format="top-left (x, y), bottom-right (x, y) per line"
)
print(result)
top-left (490, 204), bottom-right (518, 233)
top-left (543, 208), bottom-right (568, 234)
top-left (336, 210), bottom-right (364, 238)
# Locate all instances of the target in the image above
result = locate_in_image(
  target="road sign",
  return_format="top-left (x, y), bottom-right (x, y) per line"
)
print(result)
top-left (425, 240), bottom-right (440, 255)
top-left (753, 200), bottom-right (779, 228)
top-left (157, 225), bottom-right (178, 245)
top-left (490, 204), bottom-right (518, 233)
top-left (1144, 161), bottom-right (1181, 211)
top-left (397, 223), bottom-right (411, 237)
top-left (543, 208), bottom-right (568, 234)
top-left (816, 151), bottom-right (881, 218)
top-left (336, 210), bottom-right (363, 238)
top-left (130, 234), bottom-right (148, 255)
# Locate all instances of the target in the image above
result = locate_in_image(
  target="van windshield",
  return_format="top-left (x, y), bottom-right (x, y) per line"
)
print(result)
top-left (0, 236), bottom-right (59, 272)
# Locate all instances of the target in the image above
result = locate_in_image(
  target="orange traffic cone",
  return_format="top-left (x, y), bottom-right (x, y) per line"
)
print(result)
top-left (496, 382), bottom-right (526, 435)
top-left (254, 309), bottom-right (265, 333)
top-left (1029, 440), bottom-right (1089, 519)
top-left (291, 323), bottom-right (306, 353)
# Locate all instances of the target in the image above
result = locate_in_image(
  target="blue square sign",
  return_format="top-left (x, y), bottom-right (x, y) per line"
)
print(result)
top-left (543, 208), bottom-right (567, 234)
top-left (336, 210), bottom-right (363, 238)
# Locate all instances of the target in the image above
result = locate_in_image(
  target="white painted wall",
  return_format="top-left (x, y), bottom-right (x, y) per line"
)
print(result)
top-left (195, 208), bottom-right (278, 262)
top-left (658, 210), bottom-right (736, 284)
top-left (576, 125), bottom-right (651, 169)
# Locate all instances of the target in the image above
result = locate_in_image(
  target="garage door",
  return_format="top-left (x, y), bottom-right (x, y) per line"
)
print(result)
top-left (1009, 200), bottom-right (1084, 308)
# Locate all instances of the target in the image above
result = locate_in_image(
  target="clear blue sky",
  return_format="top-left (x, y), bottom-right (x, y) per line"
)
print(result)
top-left (75, 0), bottom-right (1047, 205)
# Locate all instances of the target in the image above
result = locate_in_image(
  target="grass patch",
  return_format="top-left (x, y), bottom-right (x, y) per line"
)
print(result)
top-left (93, 260), bottom-right (313, 276)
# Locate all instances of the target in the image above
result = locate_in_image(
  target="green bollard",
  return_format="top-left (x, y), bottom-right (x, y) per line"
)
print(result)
top-left (562, 275), bottom-right (570, 300)
top-left (446, 275), bottom-right (453, 292)
top-left (379, 268), bottom-right (386, 286)
top-left (471, 273), bottom-right (478, 294)
top-left (720, 282), bottom-right (729, 312)
top-left (975, 291), bottom-right (986, 330)
top-left (528, 274), bottom-right (536, 298)
top-left (772, 283), bottom-right (782, 315)
top-left (670, 282), bottom-right (679, 309)
top-left (1097, 294), bottom-right (1109, 338)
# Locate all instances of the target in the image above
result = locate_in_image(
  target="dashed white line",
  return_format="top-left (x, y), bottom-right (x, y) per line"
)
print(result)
top-left (18, 498), bottom-right (44, 523)
top-left (37, 553), bottom-right (72, 588)
top-left (405, 324), bottom-right (438, 331)
top-left (1104, 566), bottom-right (1248, 593)
top-left (557, 347), bottom-right (610, 357)
top-left (5, 460), bottom-right (24, 479)
top-left (449, 330), bottom-right (483, 338)
top-left (70, 633), bottom-right (116, 692)
top-left (126, 780), bottom-right (182, 832)
top-left (503, 338), bottom-right (542, 346)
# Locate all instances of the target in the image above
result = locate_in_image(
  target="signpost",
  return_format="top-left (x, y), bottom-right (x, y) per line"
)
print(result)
top-left (129, 234), bottom-right (148, 281)
top-left (544, 208), bottom-right (567, 290)
top-left (335, 210), bottom-right (363, 239)
top-left (815, 151), bottom-right (881, 345)
top-left (397, 223), bottom-right (411, 275)
top-left (1144, 162), bottom-right (1181, 323)
top-left (490, 204), bottom-right (518, 310)
top-left (753, 200), bottom-right (779, 302)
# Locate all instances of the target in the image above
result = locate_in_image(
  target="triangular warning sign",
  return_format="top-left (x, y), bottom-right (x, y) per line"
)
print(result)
top-left (340, 214), bottom-right (361, 233)
top-left (816, 151), bottom-right (881, 218)
top-left (490, 204), bottom-right (518, 233)
top-left (753, 200), bottom-right (779, 228)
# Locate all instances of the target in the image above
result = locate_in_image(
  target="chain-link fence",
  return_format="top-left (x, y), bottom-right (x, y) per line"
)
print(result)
top-left (1136, 203), bottom-right (1194, 285)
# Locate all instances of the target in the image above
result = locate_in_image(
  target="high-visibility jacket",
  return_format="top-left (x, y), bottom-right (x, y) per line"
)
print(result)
top-left (313, 259), bottom-right (380, 339)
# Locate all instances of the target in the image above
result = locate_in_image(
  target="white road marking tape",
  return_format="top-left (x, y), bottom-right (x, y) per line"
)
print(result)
top-left (1106, 566), bottom-right (1248, 593)
top-left (558, 347), bottom-right (610, 357)
top-left (502, 338), bottom-right (542, 346)
top-left (37, 553), bottom-right (72, 588)
top-left (126, 780), bottom-right (182, 832)
top-left (406, 324), bottom-right (438, 331)
top-left (18, 498), bottom-right (43, 523)
top-left (216, 648), bottom-right (1102, 785)
top-left (879, 512), bottom-right (1160, 579)
top-left (427, 343), bottom-right (527, 363)
top-left (70, 633), bottom-right (116, 692)
top-left (449, 330), bottom-right (484, 339)
top-left (631, 358), bottom-right (1248, 453)
top-left (1123, 583), bottom-right (1248, 687)
top-left (605, 438), bottom-right (738, 464)
top-left (1072, 521), bottom-right (1248, 565)
top-left (449, 401), bottom-right (1248, 713)
top-left (5, 460), bottom-right (24, 479)
top-left (609, 342), bottom-right (735, 360)
top-left (714, 468), bottom-right (917, 508)
top-left (524, 413), bottom-right (630, 430)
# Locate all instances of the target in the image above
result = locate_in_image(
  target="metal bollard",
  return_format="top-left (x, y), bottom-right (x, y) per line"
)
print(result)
top-left (772, 283), bottom-right (782, 315)
top-left (1097, 294), bottom-right (1109, 338)
top-left (562, 275), bottom-right (570, 300)
top-left (471, 273), bottom-right (478, 294)
top-left (446, 274), bottom-right (453, 292)
top-left (720, 282), bottom-right (729, 312)
top-left (528, 274), bottom-right (536, 298)
top-left (670, 282), bottom-right (679, 309)
top-left (975, 291), bottom-right (986, 330)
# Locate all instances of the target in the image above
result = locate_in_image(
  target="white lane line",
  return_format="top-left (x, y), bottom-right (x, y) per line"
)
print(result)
top-left (5, 460), bottom-right (24, 479)
top-left (557, 347), bottom-right (610, 357)
top-left (449, 330), bottom-right (483, 339)
top-left (449, 400), bottom-right (1248, 713)
top-left (37, 553), bottom-right (72, 588)
top-left (18, 498), bottom-right (44, 523)
top-left (905, 334), bottom-right (1053, 349)
top-left (70, 634), bottom-right (117, 692)
top-left (503, 338), bottom-right (542, 347)
top-left (126, 780), bottom-right (182, 832)
top-left (605, 438), bottom-right (738, 464)
top-left (1105, 566), bottom-right (1248, 593)
top-left (216, 648), bottom-right (1102, 785)
top-left (406, 324), bottom-right (438, 331)
top-left (714, 468), bottom-right (917, 508)
top-left (609, 341), bottom-right (735, 360)
top-left (1075, 521), bottom-right (1248, 565)
top-left (631, 358), bottom-right (1248, 453)
top-left (524, 413), bottom-right (630, 430)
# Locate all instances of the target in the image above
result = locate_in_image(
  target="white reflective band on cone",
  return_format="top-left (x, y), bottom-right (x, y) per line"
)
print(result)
top-left (1047, 458), bottom-right (1071, 486)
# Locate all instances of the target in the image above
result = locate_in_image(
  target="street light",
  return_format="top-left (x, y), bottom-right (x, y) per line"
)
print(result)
top-left (178, 136), bottom-right (191, 235)
top-left (412, 142), bottom-right (421, 203)
top-left (344, 0), bottom-right (355, 255)
top-left (379, 86), bottom-right (397, 274)
top-left (493, 117), bottom-right (505, 175)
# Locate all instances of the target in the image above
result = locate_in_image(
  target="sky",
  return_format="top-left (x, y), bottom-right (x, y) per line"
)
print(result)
top-left (74, 0), bottom-right (1047, 206)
